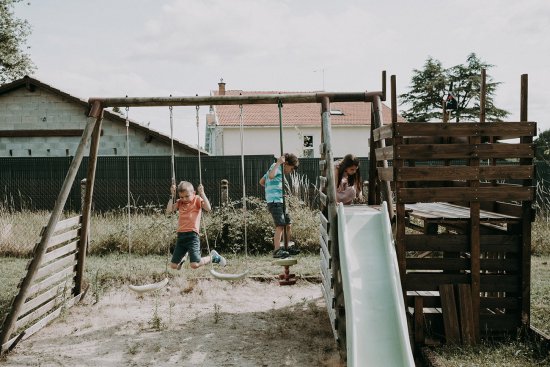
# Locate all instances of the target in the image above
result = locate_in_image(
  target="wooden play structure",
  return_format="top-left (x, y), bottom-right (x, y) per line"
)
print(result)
top-left (1, 70), bottom-right (545, 363)
top-left (319, 71), bottom-right (543, 360)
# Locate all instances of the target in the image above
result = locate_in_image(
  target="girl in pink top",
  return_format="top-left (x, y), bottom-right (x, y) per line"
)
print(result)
top-left (334, 154), bottom-right (363, 205)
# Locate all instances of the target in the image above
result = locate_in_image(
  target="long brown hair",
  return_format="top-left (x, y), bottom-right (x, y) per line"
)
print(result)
top-left (337, 154), bottom-right (361, 190)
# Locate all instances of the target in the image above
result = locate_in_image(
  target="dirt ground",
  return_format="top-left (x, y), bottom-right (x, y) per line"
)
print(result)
top-left (1, 277), bottom-right (344, 367)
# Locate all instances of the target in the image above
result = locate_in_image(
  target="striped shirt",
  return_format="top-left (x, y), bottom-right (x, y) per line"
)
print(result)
top-left (263, 163), bottom-right (283, 203)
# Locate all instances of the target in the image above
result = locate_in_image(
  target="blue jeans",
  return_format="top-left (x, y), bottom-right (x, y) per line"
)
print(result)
top-left (171, 231), bottom-right (201, 264)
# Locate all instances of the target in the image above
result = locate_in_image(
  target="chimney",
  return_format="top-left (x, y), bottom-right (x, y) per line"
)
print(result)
top-left (218, 78), bottom-right (226, 95)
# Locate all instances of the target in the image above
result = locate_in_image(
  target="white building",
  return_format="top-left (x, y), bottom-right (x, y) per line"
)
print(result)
top-left (205, 81), bottom-right (403, 158)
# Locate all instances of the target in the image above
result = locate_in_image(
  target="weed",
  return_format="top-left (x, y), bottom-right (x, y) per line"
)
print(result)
top-left (213, 303), bottom-right (221, 324)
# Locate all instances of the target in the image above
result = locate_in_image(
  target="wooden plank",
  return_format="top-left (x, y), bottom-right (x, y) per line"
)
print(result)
top-left (2, 293), bottom-right (82, 353)
top-left (480, 297), bottom-right (520, 309)
top-left (46, 228), bottom-right (80, 250)
top-left (375, 146), bottom-right (393, 161)
top-left (35, 255), bottom-right (77, 280)
top-left (394, 122), bottom-right (536, 137)
top-left (439, 284), bottom-right (461, 344)
top-left (480, 275), bottom-right (521, 292)
top-left (320, 212), bottom-right (328, 230)
top-left (26, 266), bottom-right (75, 298)
top-left (377, 167), bottom-right (393, 182)
top-left (395, 144), bottom-right (533, 160)
top-left (374, 125), bottom-right (393, 140)
top-left (405, 234), bottom-right (469, 252)
top-left (479, 314), bottom-right (521, 331)
top-left (53, 216), bottom-right (81, 234)
top-left (396, 165), bottom-right (533, 181)
top-left (319, 191), bottom-right (327, 207)
top-left (41, 240), bottom-right (78, 265)
top-left (0, 129), bottom-right (86, 138)
top-left (397, 186), bottom-right (533, 203)
top-left (20, 282), bottom-right (70, 316)
top-left (457, 284), bottom-right (476, 345)
top-left (320, 233), bottom-right (330, 267)
top-left (405, 273), bottom-right (469, 291)
top-left (414, 296), bottom-right (424, 344)
top-left (480, 258), bottom-right (519, 272)
top-left (15, 293), bottom-right (64, 330)
top-left (406, 258), bottom-right (470, 271)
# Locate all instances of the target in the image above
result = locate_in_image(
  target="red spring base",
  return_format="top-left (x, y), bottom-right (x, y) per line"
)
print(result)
top-left (278, 265), bottom-right (296, 286)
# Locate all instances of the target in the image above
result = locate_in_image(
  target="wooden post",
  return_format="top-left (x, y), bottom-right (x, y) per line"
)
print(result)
top-left (220, 179), bottom-right (229, 205)
top-left (75, 106), bottom-right (103, 295)
top-left (520, 74), bottom-right (532, 331)
top-left (0, 115), bottom-right (98, 348)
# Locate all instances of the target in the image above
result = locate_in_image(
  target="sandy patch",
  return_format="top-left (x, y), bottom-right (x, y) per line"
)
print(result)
top-left (1, 278), bottom-right (343, 367)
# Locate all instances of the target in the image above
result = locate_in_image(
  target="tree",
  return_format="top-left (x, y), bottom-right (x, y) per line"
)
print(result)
top-left (0, 0), bottom-right (35, 84)
top-left (534, 129), bottom-right (550, 161)
top-left (399, 53), bottom-right (509, 122)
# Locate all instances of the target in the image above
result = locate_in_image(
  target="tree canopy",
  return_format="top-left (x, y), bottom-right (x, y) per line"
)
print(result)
top-left (0, 0), bottom-right (35, 84)
top-left (399, 53), bottom-right (509, 122)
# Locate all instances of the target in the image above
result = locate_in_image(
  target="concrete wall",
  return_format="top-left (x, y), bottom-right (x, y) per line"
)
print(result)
top-left (0, 87), bottom-right (188, 157)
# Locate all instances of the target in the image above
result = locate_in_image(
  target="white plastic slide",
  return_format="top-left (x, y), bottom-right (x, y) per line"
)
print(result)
top-left (337, 202), bottom-right (415, 367)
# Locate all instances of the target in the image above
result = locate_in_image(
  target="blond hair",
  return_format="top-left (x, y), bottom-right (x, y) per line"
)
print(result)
top-left (177, 181), bottom-right (194, 193)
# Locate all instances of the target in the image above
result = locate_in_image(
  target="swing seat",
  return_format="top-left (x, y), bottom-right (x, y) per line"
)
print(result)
top-left (128, 278), bottom-right (169, 294)
top-left (272, 258), bottom-right (298, 267)
top-left (210, 269), bottom-right (249, 281)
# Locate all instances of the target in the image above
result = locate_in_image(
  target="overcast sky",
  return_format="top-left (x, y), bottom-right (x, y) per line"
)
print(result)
top-left (16, 0), bottom-right (550, 147)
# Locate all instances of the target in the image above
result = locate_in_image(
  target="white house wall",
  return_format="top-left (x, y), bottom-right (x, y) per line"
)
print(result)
top-left (0, 87), bottom-right (187, 157)
top-left (220, 125), bottom-right (370, 158)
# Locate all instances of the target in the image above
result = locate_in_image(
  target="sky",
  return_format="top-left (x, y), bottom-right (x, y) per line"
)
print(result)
top-left (15, 0), bottom-right (550, 147)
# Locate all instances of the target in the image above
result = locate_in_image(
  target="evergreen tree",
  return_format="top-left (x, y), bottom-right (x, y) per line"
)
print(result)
top-left (0, 0), bottom-right (35, 84)
top-left (400, 53), bottom-right (509, 122)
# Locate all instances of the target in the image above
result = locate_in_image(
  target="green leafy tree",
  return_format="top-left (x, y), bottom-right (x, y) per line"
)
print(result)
top-left (534, 129), bottom-right (550, 161)
top-left (400, 53), bottom-right (509, 122)
top-left (0, 0), bottom-right (35, 84)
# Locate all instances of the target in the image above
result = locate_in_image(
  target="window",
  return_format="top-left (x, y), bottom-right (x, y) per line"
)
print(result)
top-left (303, 135), bottom-right (314, 158)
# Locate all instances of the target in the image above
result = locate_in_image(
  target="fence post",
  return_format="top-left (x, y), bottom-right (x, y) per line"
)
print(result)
top-left (80, 179), bottom-right (87, 211)
top-left (221, 179), bottom-right (229, 205)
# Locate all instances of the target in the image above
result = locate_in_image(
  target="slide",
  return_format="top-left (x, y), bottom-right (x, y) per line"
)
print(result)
top-left (337, 202), bottom-right (415, 367)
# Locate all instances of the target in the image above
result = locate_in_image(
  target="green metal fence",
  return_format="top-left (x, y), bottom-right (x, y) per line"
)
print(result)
top-left (1, 156), bottom-right (546, 212)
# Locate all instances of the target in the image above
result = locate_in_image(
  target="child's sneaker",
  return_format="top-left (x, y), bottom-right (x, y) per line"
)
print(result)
top-left (286, 246), bottom-right (301, 255)
top-left (210, 250), bottom-right (227, 267)
top-left (273, 248), bottom-right (290, 259)
top-left (176, 254), bottom-right (187, 270)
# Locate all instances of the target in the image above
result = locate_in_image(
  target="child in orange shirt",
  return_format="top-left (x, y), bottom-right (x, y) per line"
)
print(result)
top-left (166, 181), bottom-right (226, 269)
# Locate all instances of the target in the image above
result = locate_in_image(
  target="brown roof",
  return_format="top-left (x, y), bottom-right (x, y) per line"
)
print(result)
top-left (212, 90), bottom-right (403, 126)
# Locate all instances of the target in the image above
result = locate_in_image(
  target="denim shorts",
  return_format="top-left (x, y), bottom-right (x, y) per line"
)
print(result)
top-left (171, 231), bottom-right (201, 264)
top-left (267, 202), bottom-right (291, 227)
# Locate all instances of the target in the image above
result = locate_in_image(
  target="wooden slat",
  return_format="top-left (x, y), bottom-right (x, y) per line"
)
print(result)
top-left (26, 266), bottom-right (75, 298)
top-left (374, 125), bottom-right (393, 140)
top-left (480, 297), bottom-right (520, 309)
top-left (394, 122), bottom-right (536, 138)
top-left (395, 143), bottom-right (533, 160)
top-left (439, 284), bottom-right (461, 344)
top-left (405, 234), bottom-right (469, 252)
top-left (405, 273), bottom-right (469, 291)
top-left (319, 191), bottom-right (327, 207)
top-left (320, 253), bottom-right (333, 288)
top-left (377, 167), bottom-right (393, 182)
top-left (53, 216), bottom-right (81, 234)
top-left (375, 146), bottom-right (393, 161)
top-left (480, 314), bottom-right (521, 331)
top-left (406, 258), bottom-right (470, 271)
top-left (397, 186), bottom-right (533, 203)
top-left (20, 282), bottom-right (70, 316)
top-left (480, 258), bottom-right (519, 272)
top-left (15, 291), bottom-right (66, 330)
top-left (46, 228), bottom-right (80, 250)
top-left (320, 232), bottom-right (330, 266)
top-left (320, 213), bottom-right (328, 231)
top-left (480, 275), bottom-right (521, 292)
top-left (457, 284), bottom-right (476, 345)
top-left (3, 293), bottom-right (82, 352)
top-left (35, 255), bottom-right (77, 280)
top-left (396, 165), bottom-right (533, 181)
top-left (41, 240), bottom-right (78, 265)
top-left (414, 296), bottom-right (424, 344)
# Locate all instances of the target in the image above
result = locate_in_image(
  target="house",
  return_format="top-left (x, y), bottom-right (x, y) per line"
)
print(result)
top-left (0, 76), bottom-right (202, 157)
top-left (205, 80), bottom-right (404, 157)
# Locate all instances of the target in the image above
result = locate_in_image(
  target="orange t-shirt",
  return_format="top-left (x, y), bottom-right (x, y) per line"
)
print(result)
top-left (176, 195), bottom-right (203, 234)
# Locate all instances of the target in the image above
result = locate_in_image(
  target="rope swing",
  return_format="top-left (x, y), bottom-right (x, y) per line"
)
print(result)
top-left (199, 103), bottom-right (249, 280)
top-left (127, 104), bottom-right (169, 294)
